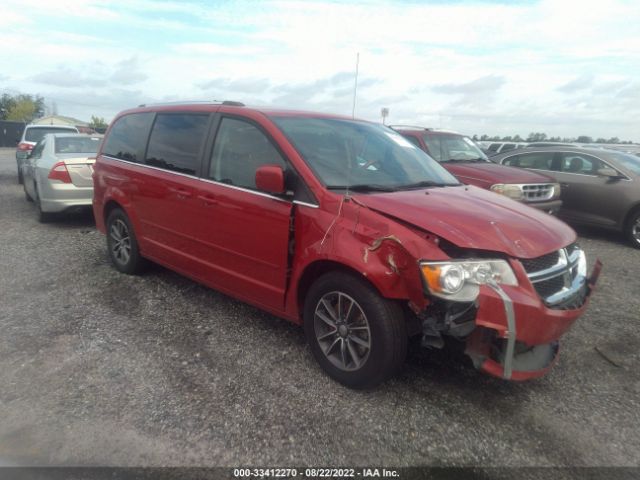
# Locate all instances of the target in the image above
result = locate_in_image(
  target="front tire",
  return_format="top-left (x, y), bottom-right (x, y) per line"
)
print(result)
top-left (106, 208), bottom-right (146, 274)
top-left (626, 210), bottom-right (640, 249)
top-left (303, 272), bottom-right (407, 389)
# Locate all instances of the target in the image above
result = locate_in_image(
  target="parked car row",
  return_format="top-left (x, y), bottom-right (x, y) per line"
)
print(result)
top-left (391, 126), bottom-right (562, 214)
top-left (491, 146), bottom-right (640, 248)
top-left (18, 102), bottom-right (604, 389)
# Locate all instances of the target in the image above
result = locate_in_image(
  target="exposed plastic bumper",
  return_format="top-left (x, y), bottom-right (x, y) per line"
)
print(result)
top-left (466, 259), bottom-right (602, 381)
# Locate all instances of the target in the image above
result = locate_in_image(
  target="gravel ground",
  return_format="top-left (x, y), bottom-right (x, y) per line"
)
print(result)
top-left (0, 147), bottom-right (639, 468)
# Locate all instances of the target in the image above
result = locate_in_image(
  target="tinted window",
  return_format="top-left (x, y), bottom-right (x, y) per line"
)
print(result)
top-left (209, 117), bottom-right (286, 189)
top-left (25, 127), bottom-right (77, 143)
top-left (500, 143), bottom-right (516, 152)
top-left (503, 152), bottom-right (554, 169)
top-left (609, 152), bottom-right (640, 175)
top-left (102, 113), bottom-right (154, 163)
top-left (145, 114), bottom-right (209, 175)
top-left (559, 153), bottom-right (605, 175)
top-left (273, 117), bottom-right (459, 189)
top-left (55, 136), bottom-right (101, 154)
top-left (487, 143), bottom-right (500, 152)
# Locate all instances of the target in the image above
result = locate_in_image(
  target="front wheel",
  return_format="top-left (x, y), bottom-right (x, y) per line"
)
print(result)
top-left (106, 208), bottom-right (146, 274)
top-left (303, 272), bottom-right (407, 389)
top-left (626, 210), bottom-right (640, 249)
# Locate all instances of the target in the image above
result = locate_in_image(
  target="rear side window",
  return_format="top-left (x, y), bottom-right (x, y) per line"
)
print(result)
top-left (209, 117), bottom-right (286, 190)
top-left (500, 143), bottom-right (516, 152)
top-left (102, 113), bottom-right (154, 163)
top-left (145, 113), bottom-right (209, 175)
top-left (25, 127), bottom-right (77, 143)
top-left (402, 135), bottom-right (422, 149)
top-left (503, 152), bottom-right (554, 170)
top-left (55, 136), bottom-right (101, 154)
top-left (487, 143), bottom-right (500, 152)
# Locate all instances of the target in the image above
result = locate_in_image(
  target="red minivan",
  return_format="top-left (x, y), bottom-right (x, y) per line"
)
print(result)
top-left (93, 102), bottom-right (601, 388)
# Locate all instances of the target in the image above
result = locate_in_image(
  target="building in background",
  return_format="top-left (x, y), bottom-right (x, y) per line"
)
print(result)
top-left (32, 115), bottom-right (93, 133)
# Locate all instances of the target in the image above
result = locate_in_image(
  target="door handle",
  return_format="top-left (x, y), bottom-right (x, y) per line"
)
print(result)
top-left (197, 194), bottom-right (218, 206)
top-left (169, 187), bottom-right (193, 199)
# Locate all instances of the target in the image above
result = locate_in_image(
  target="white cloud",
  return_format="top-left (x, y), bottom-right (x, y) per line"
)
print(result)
top-left (0, 0), bottom-right (638, 140)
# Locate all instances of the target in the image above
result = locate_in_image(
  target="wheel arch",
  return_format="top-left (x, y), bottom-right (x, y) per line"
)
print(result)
top-left (623, 201), bottom-right (640, 230)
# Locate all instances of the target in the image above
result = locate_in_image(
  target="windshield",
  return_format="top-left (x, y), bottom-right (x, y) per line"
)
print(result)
top-left (25, 127), bottom-right (77, 143)
top-left (272, 117), bottom-right (460, 190)
top-left (54, 136), bottom-right (101, 154)
top-left (423, 134), bottom-right (488, 162)
top-left (608, 151), bottom-right (640, 175)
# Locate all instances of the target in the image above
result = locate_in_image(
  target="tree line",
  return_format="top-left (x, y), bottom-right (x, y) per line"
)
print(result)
top-left (472, 132), bottom-right (635, 144)
top-left (0, 92), bottom-right (107, 129)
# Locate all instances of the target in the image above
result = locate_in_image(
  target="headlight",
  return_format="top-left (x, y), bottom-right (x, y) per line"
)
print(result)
top-left (551, 183), bottom-right (561, 199)
top-left (420, 259), bottom-right (518, 302)
top-left (490, 184), bottom-right (524, 201)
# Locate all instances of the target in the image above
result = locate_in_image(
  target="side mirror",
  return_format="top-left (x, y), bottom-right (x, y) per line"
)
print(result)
top-left (597, 167), bottom-right (620, 178)
top-left (255, 165), bottom-right (285, 195)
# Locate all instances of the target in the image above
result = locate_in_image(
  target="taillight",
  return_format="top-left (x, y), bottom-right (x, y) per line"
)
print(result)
top-left (18, 142), bottom-right (33, 151)
top-left (48, 162), bottom-right (72, 183)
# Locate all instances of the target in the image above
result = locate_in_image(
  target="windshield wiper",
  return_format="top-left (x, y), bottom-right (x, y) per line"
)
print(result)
top-left (395, 180), bottom-right (459, 190)
top-left (327, 184), bottom-right (398, 192)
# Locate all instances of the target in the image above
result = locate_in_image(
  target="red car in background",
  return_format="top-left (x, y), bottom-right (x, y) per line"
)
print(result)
top-left (393, 126), bottom-right (562, 214)
top-left (92, 102), bottom-right (600, 388)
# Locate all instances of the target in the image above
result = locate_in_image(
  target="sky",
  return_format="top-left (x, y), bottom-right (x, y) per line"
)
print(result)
top-left (1, 0), bottom-right (639, 141)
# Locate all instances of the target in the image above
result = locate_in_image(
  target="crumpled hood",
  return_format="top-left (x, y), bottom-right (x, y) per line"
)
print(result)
top-left (444, 162), bottom-right (556, 188)
top-left (354, 185), bottom-right (576, 259)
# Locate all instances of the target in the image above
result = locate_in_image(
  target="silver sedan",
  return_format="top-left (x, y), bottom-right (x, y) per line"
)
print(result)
top-left (22, 133), bottom-right (102, 222)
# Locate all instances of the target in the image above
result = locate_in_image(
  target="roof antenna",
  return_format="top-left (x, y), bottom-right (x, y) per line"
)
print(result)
top-left (351, 52), bottom-right (359, 119)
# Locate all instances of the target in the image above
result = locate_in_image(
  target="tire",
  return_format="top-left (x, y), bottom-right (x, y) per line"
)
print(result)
top-left (106, 208), bottom-right (146, 274)
top-left (625, 210), bottom-right (640, 249)
top-left (303, 272), bottom-right (407, 389)
top-left (18, 169), bottom-right (23, 185)
top-left (33, 183), bottom-right (55, 223)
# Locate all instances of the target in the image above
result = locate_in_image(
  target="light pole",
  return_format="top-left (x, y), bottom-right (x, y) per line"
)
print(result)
top-left (381, 107), bottom-right (389, 125)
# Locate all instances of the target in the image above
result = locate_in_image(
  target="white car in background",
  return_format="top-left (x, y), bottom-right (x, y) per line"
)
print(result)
top-left (22, 133), bottom-right (101, 222)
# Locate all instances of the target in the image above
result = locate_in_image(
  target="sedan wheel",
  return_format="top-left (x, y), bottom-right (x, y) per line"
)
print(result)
top-left (109, 219), bottom-right (132, 266)
top-left (628, 211), bottom-right (640, 249)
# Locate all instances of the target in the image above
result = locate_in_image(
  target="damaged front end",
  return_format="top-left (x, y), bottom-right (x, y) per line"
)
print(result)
top-left (417, 246), bottom-right (602, 381)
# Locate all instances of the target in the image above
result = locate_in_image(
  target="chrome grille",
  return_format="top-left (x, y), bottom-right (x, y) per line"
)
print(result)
top-left (520, 244), bottom-right (588, 310)
top-left (522, 184), bottom-right (555, 201)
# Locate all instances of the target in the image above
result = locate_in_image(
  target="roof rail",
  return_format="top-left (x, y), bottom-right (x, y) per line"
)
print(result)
top-left (388, 125), bottom-right (431, 131)
top-left (137, 100), bottom-right (245, 108)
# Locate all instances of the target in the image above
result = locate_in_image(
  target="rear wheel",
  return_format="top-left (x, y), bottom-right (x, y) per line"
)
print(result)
top-left (626, 210), bottom-right (640, 249)
top-left (33, 183), bottom-right (55, 223)
top-left (303, 272), bottom-right (407, 389)
top-left (106, 208), bottom-right (146, 274)
top-left (17, 160), bottom-right (23, 185)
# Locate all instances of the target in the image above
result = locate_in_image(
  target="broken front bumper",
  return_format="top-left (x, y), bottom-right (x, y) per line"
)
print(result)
top-left (465, 259), bottom-right (602, 381)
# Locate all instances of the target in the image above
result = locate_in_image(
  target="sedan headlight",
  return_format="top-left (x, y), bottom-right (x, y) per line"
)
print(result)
top-left (490, 184), bottom-right (524, 201)
top-left (551, 183), bottom-right (561, 199)
top-left (420, 259), bottom-right (518, 302)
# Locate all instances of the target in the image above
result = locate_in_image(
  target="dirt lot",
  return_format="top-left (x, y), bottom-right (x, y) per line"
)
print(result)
top-left (0, 147), bottom-right (639, 468)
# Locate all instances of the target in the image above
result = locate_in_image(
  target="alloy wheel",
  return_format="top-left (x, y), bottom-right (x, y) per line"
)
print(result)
top-left (314, 291), bottom-right (371, 372)
top-left (110, 219), bottom-right (131, 265)
top-left (633, 217), bottom-right (640, 244)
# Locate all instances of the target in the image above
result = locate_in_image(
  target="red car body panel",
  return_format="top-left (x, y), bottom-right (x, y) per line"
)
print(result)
top-left (93, 104), bottom-right (599, 381)
top-left (443, 162), bottom-right (555, 188)
top-left (352, 186), bottom-right (575, 259)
